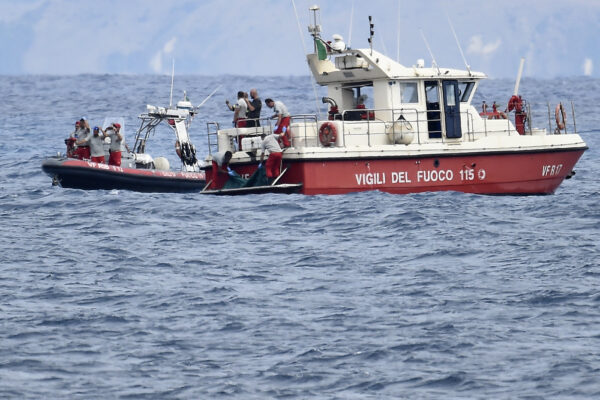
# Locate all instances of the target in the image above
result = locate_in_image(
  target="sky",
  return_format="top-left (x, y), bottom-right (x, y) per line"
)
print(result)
top-left (1, 0), bottom-right (599, 78)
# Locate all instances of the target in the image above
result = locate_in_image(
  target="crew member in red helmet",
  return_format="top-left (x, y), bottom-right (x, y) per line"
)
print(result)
top-left (103, 122), bottom-right (124, 166)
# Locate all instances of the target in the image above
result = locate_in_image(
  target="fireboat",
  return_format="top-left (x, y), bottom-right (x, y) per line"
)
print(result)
top-left (203, 6), bottom-right (586, 195)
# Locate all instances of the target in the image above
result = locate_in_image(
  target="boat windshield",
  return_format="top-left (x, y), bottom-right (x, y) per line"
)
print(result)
top-left (458, 82), bottom-right (475, 103)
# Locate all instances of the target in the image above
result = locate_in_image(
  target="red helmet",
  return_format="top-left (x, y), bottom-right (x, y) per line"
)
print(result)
top-left (113, 123), bottom-right (121, 129)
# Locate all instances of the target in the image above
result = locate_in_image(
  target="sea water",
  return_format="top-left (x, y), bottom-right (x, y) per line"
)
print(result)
top-left (0, 75), bottom-right (599, 399)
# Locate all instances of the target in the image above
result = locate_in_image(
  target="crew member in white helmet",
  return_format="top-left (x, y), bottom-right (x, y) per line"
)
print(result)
top-left (330, 34), bottom-right (346, 52)
top-left (102, 122), bottom-right (124, 166)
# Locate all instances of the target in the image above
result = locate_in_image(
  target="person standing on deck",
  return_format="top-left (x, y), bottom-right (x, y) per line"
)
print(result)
top-left (73, 117), bottom-right (91, 159)
top-left (70, 121), bottom-right (81, 138)
top-left (265, 98), bottom-right (291, 147)
top-left (210, 150), bottom-right (234, 189)
top-left (244, 88), bottom-right (262, 127)
top-left (226, 91), bottom-right (248, 128)
top-left (259, 133), bottom-right (283, 182)
top-left (103, 123), bottom-right (124, 166)
top-left (77, 126), bottom-right (106, 164)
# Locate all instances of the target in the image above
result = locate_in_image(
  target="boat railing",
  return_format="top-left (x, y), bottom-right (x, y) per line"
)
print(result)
top-left (288, 106), bottom-right (531, 148)
top-left (133, 115), bottom-right (167, 154)
top-left (545, 101), bottom-right (577, 135)
top-left (290, 114), bottom-right (319, 146)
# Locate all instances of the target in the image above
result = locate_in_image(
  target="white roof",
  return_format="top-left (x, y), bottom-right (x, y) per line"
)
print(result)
top-left (307, 47), bottom-right (486, 85)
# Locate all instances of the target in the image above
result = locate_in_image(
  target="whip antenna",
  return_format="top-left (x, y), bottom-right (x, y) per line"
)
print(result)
top-left (292, 0), bottom-right (322, 119)
top-left (446, 14), bottom-right (471, 76)
top-left (396, 0), bottom-right (401, 62)
top-left (197, 85), bottom-right (222, 109)
top-left (419, 29), bottom-right (441, 75)
top-left (348, 0), bottom-right (354, 47)
top-left (169, 58), bottom-right (175, 107)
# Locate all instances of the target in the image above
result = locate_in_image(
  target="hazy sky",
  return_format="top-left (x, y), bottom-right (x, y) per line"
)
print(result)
top-left (1, 0), bottom-right (598, 78)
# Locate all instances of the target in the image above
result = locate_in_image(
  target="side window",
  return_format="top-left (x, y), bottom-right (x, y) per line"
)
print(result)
top-left (445, 83), bottom-right (456, 106)
top-left (399, 82), bottom-right (419, 103)
top-left (425, 82), bottom-right (439, 104)
top-left (458, 82), bottom-right (474, 102)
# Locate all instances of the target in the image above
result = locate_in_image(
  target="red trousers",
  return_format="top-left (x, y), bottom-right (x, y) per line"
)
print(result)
top-left (109, 150), bottom-right (121, 166)
top-left (275, 116), bottom-right (291, 147)
top-left (211, 161), bottom-right (229, 189)
top-left (91, 155), bottom-right (105, 164)
top-left (75, 146), bottom-right (90, 160)
top-left (265, 152), bottom-right (283, 179)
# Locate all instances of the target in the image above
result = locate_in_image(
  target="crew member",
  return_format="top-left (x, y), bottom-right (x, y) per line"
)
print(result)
top-left (73, 117), bottom-right (91, 159)
top-left (259, 132), bottom-right (283, 182)
top-left (78, 126), bottom-right (106, 163)
top-left (226, 91), bottom-right (248, 127)
top-left (70, 121), bottom-right (80, 138)
top-left (103, 122), bottom-right (124, 166)
top-left (210, 150), bottom-right (234, 189)
top-left (265, 98), bottom-right (291, 147)
top-left (244, 88), bottom-right (262, 127)
top-left (65, 120), bottom-right (80, 157)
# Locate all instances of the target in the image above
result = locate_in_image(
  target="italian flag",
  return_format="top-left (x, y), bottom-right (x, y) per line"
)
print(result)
top-left (315, 38), bottom-right (328, 60)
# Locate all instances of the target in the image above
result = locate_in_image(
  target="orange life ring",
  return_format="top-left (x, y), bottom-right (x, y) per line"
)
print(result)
top-left (319, 122), bottom-right (337, 146)
top-left (555, 103), bottom-right (567, 130)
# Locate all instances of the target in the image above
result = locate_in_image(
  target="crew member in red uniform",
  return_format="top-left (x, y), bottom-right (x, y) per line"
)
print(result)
top-left (210, 151), bottom-right (233, 189)
top-left (73, 118), bottom-right (91, 159)
top-left (78, 126), bottom-right (106, 163)
top-left (265, 98), bottom-right (291, 147)
top-left (103, 122), bottom-right (124, 166)
top-left (259, 133), bottom-right (283, 182)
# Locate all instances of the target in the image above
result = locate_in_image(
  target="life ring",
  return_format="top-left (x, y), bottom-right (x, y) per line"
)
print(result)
top-left (319, 122), bottom-right (337, 146)
top-left (555, 103), bottom-right (567, 131)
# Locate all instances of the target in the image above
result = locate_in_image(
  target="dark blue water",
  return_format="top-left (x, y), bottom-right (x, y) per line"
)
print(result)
top-left (1, 75), bottom-right (599, 399)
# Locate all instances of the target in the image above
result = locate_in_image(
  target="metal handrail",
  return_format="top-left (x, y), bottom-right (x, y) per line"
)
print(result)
top-left (321, 106), bottom-right (519, 146)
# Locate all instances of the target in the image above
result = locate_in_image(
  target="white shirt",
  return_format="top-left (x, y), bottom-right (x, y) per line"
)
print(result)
top-left (75, 127), bottom-right (90, 141)
top-left (235, 98), bottom-right (248, 119)
top-left (212, 151), bottom-right (229, 167)
top-left (273, 101), bottom-right (290, 118)
top-left (87, 134), bottom-right (106, 157)
top-left (261, 134), bottom-right (282, 154)
top-left (106, 129), bottom-right (124, 152)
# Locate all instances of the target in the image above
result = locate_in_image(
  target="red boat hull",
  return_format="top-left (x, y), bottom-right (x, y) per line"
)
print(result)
top-left (225, 148), bottom-right (586, 195)
top-left (42, 157), bottom-right (206, 192)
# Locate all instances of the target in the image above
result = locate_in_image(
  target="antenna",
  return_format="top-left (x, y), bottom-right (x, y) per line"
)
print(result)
top-left (396, 0), bottom-right (401, 62)
top-left (169, 58), bottom-right (175, 108)
top-left (348, 0), bottom-right (354, 47)
top-left (446, 14), bottom-right (471, 76)
top-left (419, 29), bottom-right (441, 75)
top-left (196, 85), bottom-right (222, 109)
top-left (292, 0), bottom-right (321, 119)
top-left (368, 16), bottom-right (375, 55)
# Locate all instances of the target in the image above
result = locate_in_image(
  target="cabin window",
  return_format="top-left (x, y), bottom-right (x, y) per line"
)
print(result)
top-left (399, 82), bottom-right (419, 103)
top-left (445, 85), bottom-right (456, 107)
top-left (458, 82), bottom-right (474, 102)
top-left (340, 82), bottom-right (374, 121)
